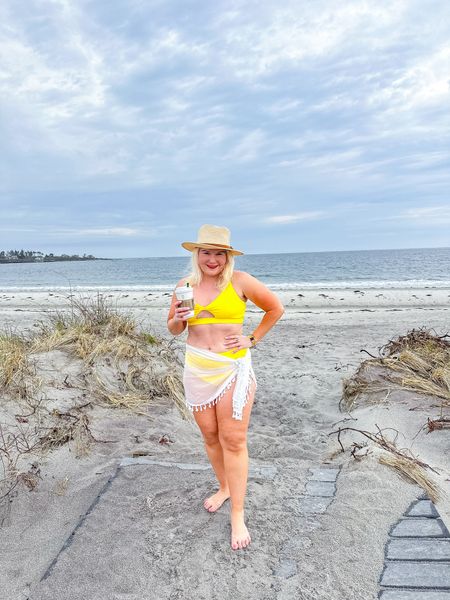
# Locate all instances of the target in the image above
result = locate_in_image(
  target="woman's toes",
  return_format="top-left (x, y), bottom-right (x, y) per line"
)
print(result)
top-left (204, 490), bottom-right (230, 513)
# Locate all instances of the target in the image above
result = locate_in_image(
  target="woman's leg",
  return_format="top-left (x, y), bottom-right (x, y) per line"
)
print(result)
top-left (215, 379), bottom-right (256, 550)
top-left (193, 406), bottom-right (230, 512)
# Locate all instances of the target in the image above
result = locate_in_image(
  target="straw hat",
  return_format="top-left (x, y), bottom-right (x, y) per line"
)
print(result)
top-left (181, 224), bottom-right (244, 256)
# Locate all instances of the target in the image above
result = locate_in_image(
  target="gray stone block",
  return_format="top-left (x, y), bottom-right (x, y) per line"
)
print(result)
top-left (406, 500), bottom-right (439, 518)
top-left (380, 591), bottom-right (450, 599)
top-left (386, 538), bottom-right (450, 561)
top-left (273, 558), bottom-right (297, 579)
top-left (253, 465), bottom-right (278, 480)
top-left (381, 561), bottom-right (450, 588)
top-left (120, 457), bottom-right (211, 470)
top-left (298, 497), bottom-right (333, 514)
top-left (391, 518), bottom-right (447, 538)
top-left (119, 457), bottom-right (278, 479)
top-left (308, 467), bottom-right (340, 482)
top-left (305, 480), bottom-right (336, 497)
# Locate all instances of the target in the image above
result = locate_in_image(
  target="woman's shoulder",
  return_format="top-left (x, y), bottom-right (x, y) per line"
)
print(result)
top-left (233, 270), bottom-right (268, 294)
top-left (232, 271), bottom-right (259, 298)
top-left (232, 270), bottom-right (255, 284)
top-left (232, 270), bottom-right (247, 279)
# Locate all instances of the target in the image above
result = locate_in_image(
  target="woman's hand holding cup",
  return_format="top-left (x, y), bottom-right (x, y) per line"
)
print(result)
top-left (174, 285), bottom-right (195, 319)
top-left (173, 300), bottom-right (193, 322)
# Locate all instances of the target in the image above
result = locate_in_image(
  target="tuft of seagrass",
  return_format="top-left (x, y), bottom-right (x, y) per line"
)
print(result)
top-left (341, 328), bottom-right (450, 411)
top-left (378, 453), bottom-right (441, 503)
top-left (32, 292), bottom-right (187, 416)
top-left (0, 329), bottom-right (37, 400)
top-left (0, 293), bottom-right (189, 500)
top-left (329, 424), bottom-right (442, 503)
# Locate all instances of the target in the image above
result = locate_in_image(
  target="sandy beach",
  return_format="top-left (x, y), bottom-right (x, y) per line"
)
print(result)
top-left (0, 287), bottom-right (449, 599)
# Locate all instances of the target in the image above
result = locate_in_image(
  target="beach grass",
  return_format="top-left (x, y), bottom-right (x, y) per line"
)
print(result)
top-left (0, 329), bottom-right (36, 400)
top-left (341, 328), bottom-right (450, 411)
top-left (33, 293), bottom-right (137, 356)
top-left (337, 328), bottom-right (449, 502)
top-left (31, 293), bottom-right (188, 415)
top-left (0, 293), bottom-right (188, 498)
top-left (378, 452), bottom-right (441, 503)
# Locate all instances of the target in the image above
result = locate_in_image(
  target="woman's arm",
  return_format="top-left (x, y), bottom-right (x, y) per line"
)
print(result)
top-left (167, 279), bottom-right (190, 336)
top-left (239, 271), bottom-right (285, 343)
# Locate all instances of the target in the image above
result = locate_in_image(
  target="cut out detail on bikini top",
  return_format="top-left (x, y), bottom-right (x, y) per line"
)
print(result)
top-left (187, 282), bottom-right (246, 325)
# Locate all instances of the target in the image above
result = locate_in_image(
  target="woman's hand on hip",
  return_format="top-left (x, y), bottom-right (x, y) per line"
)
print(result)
top-left (224, 334), bottom-right (252, 353)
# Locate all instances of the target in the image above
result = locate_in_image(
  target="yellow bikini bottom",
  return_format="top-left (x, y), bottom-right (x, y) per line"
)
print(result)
top-left (218, 348), bottom-right (248, 359)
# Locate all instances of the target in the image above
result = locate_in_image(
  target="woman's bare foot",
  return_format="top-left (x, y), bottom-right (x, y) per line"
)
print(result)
top-left (204, 488), bottom-right (230, 512)
top-left (231, 510), bottom-right (251, 550)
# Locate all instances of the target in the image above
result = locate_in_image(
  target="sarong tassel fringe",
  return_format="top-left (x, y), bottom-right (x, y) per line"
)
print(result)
top-left (187, 372), bottom-right (256, 419)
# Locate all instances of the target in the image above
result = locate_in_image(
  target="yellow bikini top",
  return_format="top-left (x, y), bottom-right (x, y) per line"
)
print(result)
top-left (187, 281), bottom-right (246, 326)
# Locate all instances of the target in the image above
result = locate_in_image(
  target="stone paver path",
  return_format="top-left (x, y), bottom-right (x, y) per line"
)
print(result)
top-left (379, 495), bottom-right (450, 599)
top-left (299, 465), bottom-right (341, 514)
top-left (272, 464), bottom-right (341, 582)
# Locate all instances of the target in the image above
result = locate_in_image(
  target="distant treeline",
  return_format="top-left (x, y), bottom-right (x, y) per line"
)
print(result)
top-left (0, 250), bottom-right (99, 264)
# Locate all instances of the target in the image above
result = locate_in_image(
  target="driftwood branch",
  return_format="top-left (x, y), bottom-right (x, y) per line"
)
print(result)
top-left (360, 349), bottom-right (378, 359)
top-left (329, 425), bottom-right (440, 474)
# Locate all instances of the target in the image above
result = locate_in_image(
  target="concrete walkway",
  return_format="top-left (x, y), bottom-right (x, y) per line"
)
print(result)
top-left (29, 459), bottom-right (341, 600)
top-left (26, 457), bottom-right (448, 600)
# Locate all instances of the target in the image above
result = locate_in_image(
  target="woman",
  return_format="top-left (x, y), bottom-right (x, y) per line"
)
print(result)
top-left (167, 224), bottom-right (284, 550)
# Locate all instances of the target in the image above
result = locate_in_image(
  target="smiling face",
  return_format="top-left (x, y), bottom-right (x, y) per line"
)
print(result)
top-left (197, 248), bottom-right (228, 277)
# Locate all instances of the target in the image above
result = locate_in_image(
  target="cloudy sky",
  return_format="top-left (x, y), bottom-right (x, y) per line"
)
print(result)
top-left (1, 0), bottom-right (449, 257)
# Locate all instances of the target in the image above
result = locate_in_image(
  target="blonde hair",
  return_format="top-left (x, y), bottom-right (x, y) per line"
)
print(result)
top-left (186, 248), bottom-right (235, 291)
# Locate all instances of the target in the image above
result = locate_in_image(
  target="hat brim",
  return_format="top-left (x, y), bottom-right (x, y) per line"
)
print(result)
top-left (181, 242), bottom-right (243, 256)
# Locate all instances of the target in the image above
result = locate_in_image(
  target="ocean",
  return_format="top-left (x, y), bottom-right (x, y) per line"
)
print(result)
top-left (0, 247), bottom-right (449, 292)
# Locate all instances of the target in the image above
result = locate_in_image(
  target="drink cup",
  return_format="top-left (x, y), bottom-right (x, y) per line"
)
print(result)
top-left (175, 286), bottom-right (195, 318)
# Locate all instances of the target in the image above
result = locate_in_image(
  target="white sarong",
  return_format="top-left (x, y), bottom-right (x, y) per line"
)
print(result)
top-left (183, 344), bottom-right (256, 420)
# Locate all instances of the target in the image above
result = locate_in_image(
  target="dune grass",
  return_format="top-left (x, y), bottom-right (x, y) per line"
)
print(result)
top-left (337, 329), bottom-right (448, 501)
top-left (0, 330), bottom-right (37, 400)
top-left (0, 293), bottom-right (188, 498)
top-left (342, 328), bottom-right (450, 411)
top-left (378, 452), bottom-right (441, 503)
top-left (30, 293), bottom-right (188, 417)
top-left (34, 293), bottom-right (143, 357)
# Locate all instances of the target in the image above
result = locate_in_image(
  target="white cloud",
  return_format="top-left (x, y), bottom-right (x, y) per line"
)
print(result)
top-left (225, 129), bottom-right (266, 162)
top-left (214, 2), bottom-right (407, 80)
top-left (368, 44), bottom-right (450, 113)
top-left (265, 212), bottom-right (326, 224)
top-left (72, 228), bottom-right (140, 237)
top-left (265, 99), bottom-right (302, 115)
top-left (399, 206), bottom-right (450, 225)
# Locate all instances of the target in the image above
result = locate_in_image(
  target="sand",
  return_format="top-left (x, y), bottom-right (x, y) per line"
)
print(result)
top-left (0, 287), bottom-right (449, 599)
